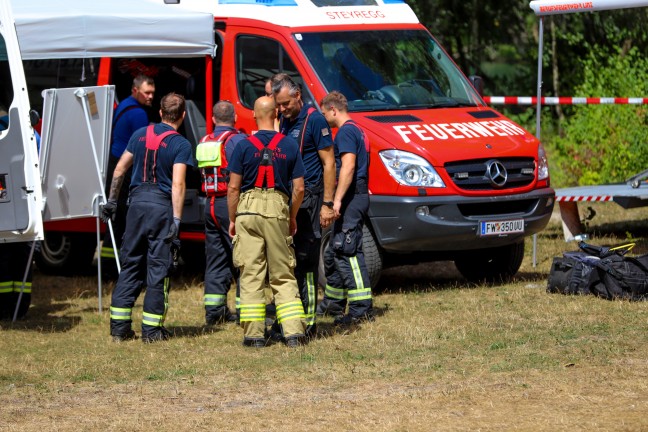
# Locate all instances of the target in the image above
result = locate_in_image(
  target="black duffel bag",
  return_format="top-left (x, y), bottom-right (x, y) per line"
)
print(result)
top-left (547, 241), bottom-right (648, 301)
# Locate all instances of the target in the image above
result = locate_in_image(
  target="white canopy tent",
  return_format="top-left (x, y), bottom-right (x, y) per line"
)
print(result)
top-left (11, 0), bottom-right (215, 59)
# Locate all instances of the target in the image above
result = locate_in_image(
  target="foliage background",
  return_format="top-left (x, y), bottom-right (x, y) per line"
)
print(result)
top-left (405, 1), bottom-right (648, 187)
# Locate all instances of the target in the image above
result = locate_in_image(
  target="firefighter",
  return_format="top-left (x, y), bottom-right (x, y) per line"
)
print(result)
top-left (227, 96), bottom-right (306, 348)
top-left (101, 75), bottom-right (155, 278)
top-left (271, 74), bottom-right (336, 338)
top-left (102, 92), bottom-right (194, 343)
top-left (196, 101), bottom-right (246, 325)
top-left (317, 91), bottom-right (373, 325)
top-left (0, 242), bottom-right (33, 320)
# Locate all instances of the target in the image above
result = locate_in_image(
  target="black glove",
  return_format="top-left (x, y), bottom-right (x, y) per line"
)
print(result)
top-left (164, 217), bottom-right (181, 243)
top-left (100, 199), bottom-right (118, 223)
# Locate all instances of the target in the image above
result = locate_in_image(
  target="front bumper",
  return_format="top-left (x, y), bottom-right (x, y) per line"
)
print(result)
top-left (368, 188), bottom-right (555, 253)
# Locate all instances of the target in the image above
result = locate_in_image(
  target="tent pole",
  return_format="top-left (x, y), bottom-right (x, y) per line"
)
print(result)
top-left (532, 16), bottom-right (545, 268)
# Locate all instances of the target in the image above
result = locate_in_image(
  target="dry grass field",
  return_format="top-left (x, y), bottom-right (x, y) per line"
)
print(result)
top-left (1, 203), bottom-right (648, 431)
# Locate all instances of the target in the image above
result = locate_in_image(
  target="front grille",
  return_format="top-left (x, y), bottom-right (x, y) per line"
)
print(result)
top-left (445, 157), bottom-right (535, 191)
top-left (458, 199), bottom-right (538, 217)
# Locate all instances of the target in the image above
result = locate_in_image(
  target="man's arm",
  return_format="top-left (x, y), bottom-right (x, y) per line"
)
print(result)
top-left (290, 176), bottom-right (305, 236)
top-left (171, 163), bottom-right (187, 220)
top-left (227, 172), bottom-right (242, 237)
top-left (107, 151), bottom-right (134, 201)
top-left (318, 145), bottom-right (336, 227)
top-left (333, 152), bottom-right (356, 218)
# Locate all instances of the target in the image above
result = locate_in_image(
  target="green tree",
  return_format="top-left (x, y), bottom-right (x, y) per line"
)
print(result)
top-left (548, 47), bottom-right (648, 187)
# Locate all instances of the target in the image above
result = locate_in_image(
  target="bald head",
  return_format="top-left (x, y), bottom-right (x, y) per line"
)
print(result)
top-left (253, 96), bottom-right (277, 131)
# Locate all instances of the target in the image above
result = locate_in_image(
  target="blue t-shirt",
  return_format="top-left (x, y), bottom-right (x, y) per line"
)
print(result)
top-left (279, 105), bottom-right (332, 189)
top-left (127, 123), bottom-right (195, 196)
top-left (111, 96), bottom-right (149, 158)
top-left (335, 121), bottom-right (369, 186)
top-left (228, 130), bottom-right (305, 197)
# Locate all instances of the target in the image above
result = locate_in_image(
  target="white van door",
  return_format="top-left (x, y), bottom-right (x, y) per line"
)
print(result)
top-left (0, 0), bottom-right (44, 243)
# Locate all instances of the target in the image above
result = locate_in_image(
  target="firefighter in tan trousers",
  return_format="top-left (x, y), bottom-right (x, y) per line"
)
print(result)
top-left (227, 96), bottom-right (306, 348)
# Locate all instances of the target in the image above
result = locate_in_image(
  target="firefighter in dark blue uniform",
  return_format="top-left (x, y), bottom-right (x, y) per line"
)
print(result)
top-left (102, 92), bottom-right (194, 343)
top-left (196, 101), bottom-right (246, 325)
top-left (317, 91), bottom-right (373, 324)
top-left (272, 74), bottom-right (336, 338)
top-left (101, 75), bottom-right (155, 277)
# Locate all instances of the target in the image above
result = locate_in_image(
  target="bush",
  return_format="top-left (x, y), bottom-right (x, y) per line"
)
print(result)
top-left (547, 47), bottom-right (648, 187)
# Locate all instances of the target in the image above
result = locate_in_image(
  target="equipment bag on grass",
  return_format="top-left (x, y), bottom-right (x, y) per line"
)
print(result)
top-left (547, 241), bottom-right (648, 301)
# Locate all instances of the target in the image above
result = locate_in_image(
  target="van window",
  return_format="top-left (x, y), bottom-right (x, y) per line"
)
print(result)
top-left (296, 30), bottom-right (483, 112)
top-left (236, 35), bottom-right (315, 109)
top-left (0, 34), bottom-right (13, 132)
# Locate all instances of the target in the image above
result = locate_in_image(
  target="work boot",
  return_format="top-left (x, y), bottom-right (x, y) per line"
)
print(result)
top-left (112, 329), bottom-right (136, 342)
top-left (142, 327), bottom-right (171, 344)
top-left (333, 312), bottom-right (375, 327)
top-left (316, 298), bottom-right (345, 317)
top-left (268, 320), bottom-right (284, 343)
top-left (284, 336), bottom-right (304, 348)
top-left (305, 324), bottom-right (317, 340)
top-left (206, 310), bottom-right (238, 326)
top-left (242, 338), bottom-right (266, 348)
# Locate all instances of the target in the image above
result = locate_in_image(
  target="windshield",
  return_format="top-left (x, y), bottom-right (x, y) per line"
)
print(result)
top-left (295, 30), bottom-right (483, 112)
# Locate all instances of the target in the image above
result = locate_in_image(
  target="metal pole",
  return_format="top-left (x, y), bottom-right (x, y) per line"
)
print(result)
top-left (532, 16), bottom-right (545, 268)
top-left (12, 241), bottom-right (37, 322)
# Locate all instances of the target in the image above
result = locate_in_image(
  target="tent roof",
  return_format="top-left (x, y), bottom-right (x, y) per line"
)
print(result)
top-left (530, 0), bottom-right (648, 16)
top-left (11, 0), bottom-right (215, 60)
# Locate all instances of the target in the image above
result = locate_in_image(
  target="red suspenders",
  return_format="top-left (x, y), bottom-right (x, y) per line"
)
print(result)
top-left (143, 125), bottom-right (178, 183)
top-left (247, 133), bottom-right (284, 189)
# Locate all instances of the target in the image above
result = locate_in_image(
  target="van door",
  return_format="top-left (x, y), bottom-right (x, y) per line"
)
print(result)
top-left (0, 0), bottom-right (44, 243)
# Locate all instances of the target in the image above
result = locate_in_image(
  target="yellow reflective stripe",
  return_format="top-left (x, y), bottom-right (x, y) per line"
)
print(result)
top-left (163, 277), bottom-right (170, 322)
top-left (240, 303), bottom-right (265, 322)
top-left (110, 306), bottom-right (132, 320)
top-left (0, 281), bottom-right (13, 293)
top-left (235, 296), bottom-right (241, 310)
top-left (142, 312), bottom-right (164, 327)
top-left (348, 287), bottom-right (372, 302)
top-left (324, 284), bottom-right (346, 300)
top-left (13, 281), bottom-right (32, 294)
top-left (306, 272), bottom-right (316, 323)
top-left (204, 294), bottom-right (227, 306)
top-left (196, 141), bottom-right (223, 167)
top-left (100, 246), bottom-right (116, 258)
top-left (350, 256), bottom-right (365, 290)
top-left (276, 300), bottom-right (305, 323)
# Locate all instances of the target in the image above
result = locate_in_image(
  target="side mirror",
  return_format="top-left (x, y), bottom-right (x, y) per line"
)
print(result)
top-left (469, 75), bottom-right (484, 97)
top-left (29, 109), bottom-right (40, 127)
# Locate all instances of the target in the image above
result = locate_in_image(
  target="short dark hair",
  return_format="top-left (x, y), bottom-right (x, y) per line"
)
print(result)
top-left (212, 100), bottom-right (235, 125)
top-left (320, 91), bottom-right (348, 112)
top-left (133, 74), bottom-right (154, 89)
top-left (160, 92), bottom-right (185, 123)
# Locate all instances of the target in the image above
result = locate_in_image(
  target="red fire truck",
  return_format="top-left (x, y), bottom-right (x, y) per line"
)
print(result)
top-left (19, 0), bottom-right (555, 285)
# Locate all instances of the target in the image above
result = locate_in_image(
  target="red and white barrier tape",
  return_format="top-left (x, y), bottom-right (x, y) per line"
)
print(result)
top-left (556, 195), bottom-right (613, 202)
top-left (484, 96), bottom-right (648, 105)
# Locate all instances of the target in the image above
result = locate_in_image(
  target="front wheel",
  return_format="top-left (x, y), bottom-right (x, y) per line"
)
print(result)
top-left (35, 232), bottom-right (96, 275)
top-left (454, 241), bottom-right (525, 284)
top-left (318, 223), bottom-right (383, 290)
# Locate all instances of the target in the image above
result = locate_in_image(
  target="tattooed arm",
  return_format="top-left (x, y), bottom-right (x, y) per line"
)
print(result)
top-left (107, 151), bottom-right (134, 201)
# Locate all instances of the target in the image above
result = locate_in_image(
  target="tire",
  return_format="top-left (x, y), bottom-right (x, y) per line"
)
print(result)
top-left (454, 240), bottom-right (525, 284)
top-left (35, 232), bottom-right (97, 275)
top-left (318, 223), bottom-right (383, 289)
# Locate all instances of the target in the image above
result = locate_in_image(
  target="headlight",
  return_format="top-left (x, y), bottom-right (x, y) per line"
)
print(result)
top-left (537, 143), bottom-right (549, 180)
top-left (378, 150), bottom-right (445, 188)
